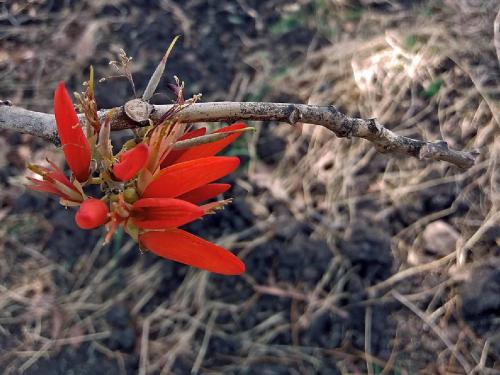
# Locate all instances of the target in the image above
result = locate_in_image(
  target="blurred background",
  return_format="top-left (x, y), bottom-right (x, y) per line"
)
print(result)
top-left (0, 0), bottom-right (499, 374)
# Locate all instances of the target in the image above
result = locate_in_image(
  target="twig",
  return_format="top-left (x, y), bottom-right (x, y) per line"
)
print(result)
top-left (471, 339), bottom-right (490, 374)
top-left (191, 310), bottom-right (217, 374)
top-left (18, 340), bottom-right (52, 373)
top-left (392, 291), bottom-right (472, 373)
top-left (0, 101), bottom-right (478, 169)
top-left (139, 319), bottom-right (150, 375)
top-left (364, 306), bottom-right (374, 375)
top-left (367, 252), bottom-right (457, 295)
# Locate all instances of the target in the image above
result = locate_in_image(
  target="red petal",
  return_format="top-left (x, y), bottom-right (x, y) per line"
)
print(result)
top-left (46, 160), bottom-right (75, 190)
top-left (174, 123), bottom-right (246, 163)
top-left (180, 128), bottom-right (207, 140)
top-left (177, 183), bottom-right (231, 204)
top-left (142, 156), bottom-right (239, 199)
top-left (161, 128), bottom-right (207, 167)
top-left (26, 178), bottom-right (64, 197)
top-left (113, 143), bottom-right (150, 181)
top-left (26, 161), bottom-right (82, 201)
top-left (131, 198), bottom-right (204, 229)
top-left (54, 82), bottom-right (91, 182)
top-left (139, 229), bottom-right (245, 275)
top-left (75, 198), bottom-right (109, 229)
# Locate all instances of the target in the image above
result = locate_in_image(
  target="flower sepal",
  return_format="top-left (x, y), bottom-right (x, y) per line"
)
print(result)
top-left (125, 220), bottom-right (140, 242)
top-left (27, 161), bottom-right (84, 204)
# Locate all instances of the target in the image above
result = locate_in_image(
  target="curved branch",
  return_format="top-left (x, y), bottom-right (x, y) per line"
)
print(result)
top-left (0, 100), bottom-right (477, 169)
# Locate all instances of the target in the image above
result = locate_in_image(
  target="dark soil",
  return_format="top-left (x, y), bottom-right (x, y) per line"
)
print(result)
top-left (1, 0), bottom-right (499, 374)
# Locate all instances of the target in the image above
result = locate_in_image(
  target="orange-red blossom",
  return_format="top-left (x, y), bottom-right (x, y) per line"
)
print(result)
top-left (27, 82), bottom-right (248, 275)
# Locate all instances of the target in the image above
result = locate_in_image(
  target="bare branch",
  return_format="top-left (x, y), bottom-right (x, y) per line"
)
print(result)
top-left (0, 100), bottom-right (478, 169)
top-left (0, 101), bottom-right (61, 144)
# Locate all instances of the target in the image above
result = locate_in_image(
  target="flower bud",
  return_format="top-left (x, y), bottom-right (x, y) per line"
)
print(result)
top-left (75, 198), bottom-right (109, 229)
top-left (123, 187), bottom-right (139, 203)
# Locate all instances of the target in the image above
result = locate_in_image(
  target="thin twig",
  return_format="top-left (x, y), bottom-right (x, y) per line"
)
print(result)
top-left (139, 319), bottom-right (150, 375)
top-left (191, 310), bottom-right (217, 374)
top-left (392, 291), bottom-right (472, 373)
top-left (367, 252), bottom-right (457, 295)
top-left (0, 101), bottom-right (478, 169)
top-left (364, 306), bottom-right (374, 375)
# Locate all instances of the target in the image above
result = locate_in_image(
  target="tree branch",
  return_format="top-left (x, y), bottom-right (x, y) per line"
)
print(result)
top-left (0, 100), bottom-right (477, 170)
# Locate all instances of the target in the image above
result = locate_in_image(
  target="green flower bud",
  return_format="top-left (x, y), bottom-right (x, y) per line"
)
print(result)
top-left (123, 187), bottom-right (139, 204)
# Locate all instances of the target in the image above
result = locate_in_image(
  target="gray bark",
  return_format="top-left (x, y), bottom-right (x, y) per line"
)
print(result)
top-left (0, 100), bottom-right (477, 170)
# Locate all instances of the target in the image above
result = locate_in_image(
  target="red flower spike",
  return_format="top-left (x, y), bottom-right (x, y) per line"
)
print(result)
top-left (131, 198), bottom-right (204, 229)
top-left (113, 143), bottom-right (150, 181)
top-left (161, 127), bottom-right (206, 167)
top-left (75, 198), bottom-right (109, 229)
top-left (139, 229), bottom-right (245, 275)
top-left (173, 123), bottom-right (246, 164)
top-left (54, 82), bottom-right (91, 182)
top-left (177, 183), bottom-right (231, 204)
top-left (142, 156), bottom-right (239, 199)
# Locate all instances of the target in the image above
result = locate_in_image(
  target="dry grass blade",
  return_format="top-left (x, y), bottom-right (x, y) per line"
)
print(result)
top-left (0, 1), bottom-right (498, 373)
top-left (392, 291), bottom-right (472, 373)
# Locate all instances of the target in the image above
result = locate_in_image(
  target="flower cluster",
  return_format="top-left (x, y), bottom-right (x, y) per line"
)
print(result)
top-left (27, 80), bottom-right (248, 275)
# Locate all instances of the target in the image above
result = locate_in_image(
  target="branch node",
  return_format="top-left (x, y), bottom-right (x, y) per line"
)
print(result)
top-left (328, 105), bottom-right (354, 138)
top-left (419, 140), bottom-right (478, 170)
top-left (420, 140), bottom-right (449, 159)
top-left (124, 98), bottom-right (154, 123)
top-left (286, 105), bottom-right (302, 126)
top-left (367, 118), bottom-right (381, 136)
top-left (0, 100), bottom-right (12, 107)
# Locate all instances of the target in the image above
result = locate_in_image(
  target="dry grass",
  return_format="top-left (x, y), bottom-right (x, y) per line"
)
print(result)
top-left (256, 0), bottom-right (499, 373)
top-left (0, 0), bottom-right (499, 374)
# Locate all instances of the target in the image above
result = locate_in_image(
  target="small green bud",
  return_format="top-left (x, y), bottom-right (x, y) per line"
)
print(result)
top-left (123, 188), bottom-right (139, 203)
top-left (122, 139), bottom-right (137, 151)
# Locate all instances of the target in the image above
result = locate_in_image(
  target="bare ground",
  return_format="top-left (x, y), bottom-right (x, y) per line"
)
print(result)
top-left (0, 0), bottom-right (499, 374)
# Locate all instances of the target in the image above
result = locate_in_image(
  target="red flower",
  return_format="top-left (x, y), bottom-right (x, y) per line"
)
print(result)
top-left (161, 123), bottom-right (246, 167)
top-left (140, 229), bottom-right (244, 275)
top-left (177, 183), bottom-right (231, 204)
top-left (154, 123), bottom-right (245, 208)
top-left (143, 156), bottom-right (239, 198)
top-left (54, 82), bottom-right (91, 182)
top-left (113, 143), bottom-right (150, 181)
top-left (130, 198), bottom-right (204, 229)
top-left (31, 80), bottom-right (248, 275)
top-left (75, 198), bottom-right (109, 229)
top-left (27, 160), bottom-right (83, 203)
top-left (130, 155), bottom-right (244, 275)
top-left (160, 127), bottom-right (206, 166)
top-left (27, 44), bottom-right (253, 278)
